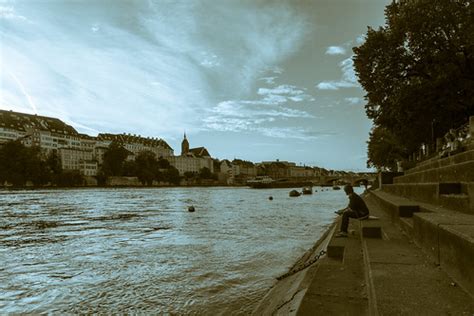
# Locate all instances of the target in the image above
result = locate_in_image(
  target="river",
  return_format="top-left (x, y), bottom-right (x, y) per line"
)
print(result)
top-left (0, 186), bottom-right (360, 314)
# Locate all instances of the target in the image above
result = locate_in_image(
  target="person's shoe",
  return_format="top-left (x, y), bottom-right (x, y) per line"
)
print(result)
top-left (335, 231), bottom-right (348, 238)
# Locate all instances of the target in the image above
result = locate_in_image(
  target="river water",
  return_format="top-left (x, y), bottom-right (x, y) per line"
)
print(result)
top-left (0, 186), bottom-right (359, 314)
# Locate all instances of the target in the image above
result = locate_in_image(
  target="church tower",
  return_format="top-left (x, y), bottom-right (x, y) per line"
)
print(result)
top-left (181, 132), bottom-right (189, 156)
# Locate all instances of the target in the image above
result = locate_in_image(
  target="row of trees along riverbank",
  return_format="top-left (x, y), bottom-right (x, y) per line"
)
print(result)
top-left (353, 0), bottom-right (473, 171)
top-left (0, 141), bottom-right (216, 187)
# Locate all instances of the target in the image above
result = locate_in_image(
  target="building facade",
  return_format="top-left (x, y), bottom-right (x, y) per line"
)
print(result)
top-left (168, 134), bottom-right (214, 176)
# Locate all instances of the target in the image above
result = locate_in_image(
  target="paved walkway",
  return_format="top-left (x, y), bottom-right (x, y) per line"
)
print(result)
top-left (254, 196), bottom-right (474, 316)
top-left (296, 194), bottom-right (474, 315)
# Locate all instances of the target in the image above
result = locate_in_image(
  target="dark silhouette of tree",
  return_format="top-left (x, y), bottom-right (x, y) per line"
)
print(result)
top-left (0, 141), bottom-right (46, 186)
top-left (0, 141), bottom-right (58, 186)
top-left (101, 142), bottom-right (130, 176)
top-left (367, 126), bottom-right (406, 171)
top-left (198, 167), bottom-right (215, 180)
top-left (163, 166), bottom-right (180, 185)
top-left (157, 157), bottom-right (171, 169)
top-left (353, 0), bottom-right (474, 169)
top-left (183, 171), bottom-right (196, 180)
top-left (135, 150), bottom-right (158, 185)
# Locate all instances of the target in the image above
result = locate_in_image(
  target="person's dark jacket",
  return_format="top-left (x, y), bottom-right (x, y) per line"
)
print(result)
top-left (348, 193), bottom-right (369, 217)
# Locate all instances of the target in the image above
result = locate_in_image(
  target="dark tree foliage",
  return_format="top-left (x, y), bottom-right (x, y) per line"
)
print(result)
top-left (135, 150), bottom-right (158, 186)
top-left (0, 141), bottom-right (83, 186)
top-left (163, 166), bottom-right (180, 185)
top-left (367, 126), bottom-right (407, 171)
top-left (101, 142), bottom-right (130, 176)
top-left (353, 0), bottom-right (474, 169)
top-left (183, 171), bottom-right (196, 180)
top-left (0, 141), bottom-right (44, 186)
top-left (198, 167), bottom-right (214, 180)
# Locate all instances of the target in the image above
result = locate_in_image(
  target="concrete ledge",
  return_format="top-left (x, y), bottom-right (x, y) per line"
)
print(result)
top-left (370, 190), bottom-right (420, 221)
top-left (381, 183), bottom-right (438, 203)
top-left (405, 149), bottom-right (474, 175)
top-left (360, 220), bottom-right (382, 238)
top-left (381, 182), bottom-right (472, 214)
top-left (439, 224), bottom-right (474, 296)
top-left (394, 161), bottom-right (474, 184)
top-left (412, 212), bottom-right (474, 297)
top-left (439, 182), bottom-right (462, 194)
top-left (439, 194), bottom-right (471, 214)
top-left (326, 238), bottom-right (345, 260)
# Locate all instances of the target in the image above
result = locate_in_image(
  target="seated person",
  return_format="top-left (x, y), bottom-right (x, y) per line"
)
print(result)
top-left (335, 185), bottom-right (369, 237)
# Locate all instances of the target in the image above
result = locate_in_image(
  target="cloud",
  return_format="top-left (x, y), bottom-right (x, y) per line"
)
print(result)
top-left (0, 1), bottom-right (308, 138)
top-left (344, 97), bottom-right (362, 105)
top-left (259, 76), bottom-right (277, 85)
top-left (316, 56), bottom-right (359, 90)
top-left (325, 46), bottom-right (346, 55)
top-left (202, 84), bottom-right (317, 139)
top-left (0, 5), bottom-right (28, 21)
top-left (257, 84), bottom-right (314, 104)
top-left (355, 34), bottom-right (365, 45)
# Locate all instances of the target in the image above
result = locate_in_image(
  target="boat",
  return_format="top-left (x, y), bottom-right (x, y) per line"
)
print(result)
top-left (289, 190), bottom-right (301, 197)
top-left (246, 176), bottom-right (274, 186)
top-left (248, 178), bottom-right (313, 189)
top-left (302, 187), bottom-right (313, 195)
top-left (332, 186), bottom-right (341, 190)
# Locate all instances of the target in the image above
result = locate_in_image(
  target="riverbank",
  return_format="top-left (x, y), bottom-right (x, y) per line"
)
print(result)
top-left (253, 189), bottom-right (474, 315)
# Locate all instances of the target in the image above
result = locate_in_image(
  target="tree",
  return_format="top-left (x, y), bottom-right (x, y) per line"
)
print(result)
top-left (183, 171), bottom-right (196, 180)
top-left (353, 0), bottom-right (474, 168)
top-left (0, 141), bottom-right (51, 186)
top-left (135, 150), bottom-right (158, 185)
top-left (366, 126), bottom-right (407, 171)
top-left (198, 167), bottom-right (213, 180)
top-left (101, 142), bottom-right (130, 176)
top-left (163, 166), bottom-right (180, 185)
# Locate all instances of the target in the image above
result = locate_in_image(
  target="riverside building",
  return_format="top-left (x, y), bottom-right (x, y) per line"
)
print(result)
top-left (167, 133), bottom-right (214, 176)
top-left (0, 110), bottom-right (173, 177)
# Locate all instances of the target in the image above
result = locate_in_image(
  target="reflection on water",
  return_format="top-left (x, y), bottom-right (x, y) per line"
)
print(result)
top-left (0, 187), bottom-right (356, 314)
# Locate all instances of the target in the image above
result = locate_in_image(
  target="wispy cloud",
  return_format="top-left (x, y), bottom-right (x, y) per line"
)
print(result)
top-left (257, 85), bottom-right (314, 104)
top-left (203, 83), bottom-right (317, 139)
top-left (344, 97), bottom-right (362, 105)
top-left (325, 46), bottom-right (346, 55)
top-left (316, 56), bottom-right (359, 90)
top-left (0, 5), bottom-right (28, 21)
top-left (355, 34), bottom-right (365, 45)
top-left (0, 1), bottom-right (308, 138)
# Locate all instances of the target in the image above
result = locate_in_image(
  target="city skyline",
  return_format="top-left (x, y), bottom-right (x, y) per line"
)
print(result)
top-left (0, 0), bottom-right (391, 171)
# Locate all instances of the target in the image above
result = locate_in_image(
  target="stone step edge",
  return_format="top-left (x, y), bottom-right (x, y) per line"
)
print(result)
top-left (405, 149), bottom-right (474, 175)
top-left (412, 212), bottom-right (474, 298)
top-left (394, 160), bottom-right (474, 184)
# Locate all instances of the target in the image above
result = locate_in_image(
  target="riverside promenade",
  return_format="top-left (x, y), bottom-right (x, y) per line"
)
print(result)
top-left (254, 122), bottom-right (474, 315)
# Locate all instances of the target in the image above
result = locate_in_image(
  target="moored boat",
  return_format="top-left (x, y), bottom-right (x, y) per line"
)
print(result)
top-left (248, 178), bottom-right (313, 189)
top-left (302, 187), bottom-right (313, 194)
top-left (289, 190), bottom-right (301, 197)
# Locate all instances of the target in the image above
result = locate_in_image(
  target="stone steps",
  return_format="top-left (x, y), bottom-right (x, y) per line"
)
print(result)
top-left (368, 190), bottom-right (474, 298)
top-left (381, 182), bottom-right (473, 214)
top-left (370, 190), bottom-right (420, 221)
top-left (394, 160), bottom-right (474, 184)
top-left (405, 149), bottom-right (474, 175)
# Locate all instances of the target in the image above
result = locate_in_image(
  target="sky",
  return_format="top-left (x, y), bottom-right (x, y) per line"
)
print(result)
top-left (0, 0), bottom-right (391, 171)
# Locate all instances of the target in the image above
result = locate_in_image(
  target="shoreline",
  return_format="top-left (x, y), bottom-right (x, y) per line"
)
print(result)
top-left (253, 220), bottom-right (338, 315)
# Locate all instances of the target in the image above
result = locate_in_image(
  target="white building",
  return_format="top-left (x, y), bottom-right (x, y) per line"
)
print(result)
top-left (97, 133), bottom-right (173, 159)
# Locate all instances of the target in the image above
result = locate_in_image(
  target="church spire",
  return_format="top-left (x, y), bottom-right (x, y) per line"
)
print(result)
top-left (181, 131), bottom-right (189, 156)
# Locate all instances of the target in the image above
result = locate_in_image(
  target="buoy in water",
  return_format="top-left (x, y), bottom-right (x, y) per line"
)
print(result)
top-left (188, 206), bottom-right (195, 212)
top-left (269, 196), bottom-right (273, 200)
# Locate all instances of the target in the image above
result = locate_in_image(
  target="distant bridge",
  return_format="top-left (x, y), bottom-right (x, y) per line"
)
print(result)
top-left (316, 173), bottom-right (377, 186)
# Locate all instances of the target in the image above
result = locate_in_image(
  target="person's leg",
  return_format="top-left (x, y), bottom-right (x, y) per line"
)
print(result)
top-left (340, 209), bottom-right (357, 233)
